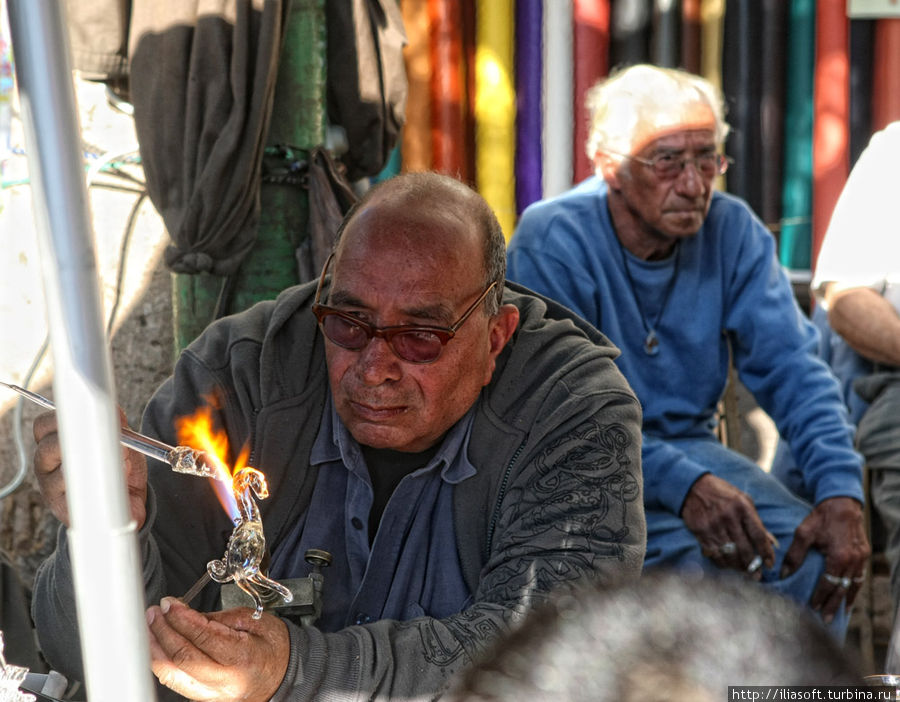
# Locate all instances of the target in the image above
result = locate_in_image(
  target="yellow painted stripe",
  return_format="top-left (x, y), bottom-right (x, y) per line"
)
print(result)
top-left (475, 0), bottom-right (516, 240)
top-left (700, 0), bottom-right (724, 91)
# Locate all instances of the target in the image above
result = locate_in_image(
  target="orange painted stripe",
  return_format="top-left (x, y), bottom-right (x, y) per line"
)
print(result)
top-left (401, 0), bottom-right (432, 173)
top-left (573, 0), bottom-right (610, 184)
top-left (429, 0), bottom-right (467, 178)
top-left (812, 0), bottom-right (849, 274)
top-left (682, 0), bottom-right (702, 74)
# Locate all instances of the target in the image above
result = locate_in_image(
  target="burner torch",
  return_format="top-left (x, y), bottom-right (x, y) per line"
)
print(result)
top-left (1, 381), bottom-right (225, 481)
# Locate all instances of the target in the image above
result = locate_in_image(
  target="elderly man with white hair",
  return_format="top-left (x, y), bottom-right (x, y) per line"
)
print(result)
top-left (507, 64), bottom-right (868, 635)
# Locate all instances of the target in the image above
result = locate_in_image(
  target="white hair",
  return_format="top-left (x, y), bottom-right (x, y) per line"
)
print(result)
top-left (585, 64), bottom-right (730, 168)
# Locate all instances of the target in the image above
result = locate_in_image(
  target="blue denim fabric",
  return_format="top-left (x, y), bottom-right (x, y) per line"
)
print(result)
top-left (643, 436), bottom-right (848, 638)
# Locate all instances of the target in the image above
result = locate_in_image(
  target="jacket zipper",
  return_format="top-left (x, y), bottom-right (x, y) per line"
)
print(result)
top-left (485, 439), bottom-right (526, 559)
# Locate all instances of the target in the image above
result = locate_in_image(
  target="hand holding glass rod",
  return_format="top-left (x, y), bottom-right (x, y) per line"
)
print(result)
top-left (1, 380), bottom-right (225, 480)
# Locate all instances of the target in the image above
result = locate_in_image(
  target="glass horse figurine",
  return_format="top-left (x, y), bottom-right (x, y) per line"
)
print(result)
top-left (0, 632), bottom-right (34, 702)
top-left (206, 468), bottom-right (293, 618)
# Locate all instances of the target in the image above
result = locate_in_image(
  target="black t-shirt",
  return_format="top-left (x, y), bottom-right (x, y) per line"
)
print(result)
top-left (361, 444), bottom-right (441, 544)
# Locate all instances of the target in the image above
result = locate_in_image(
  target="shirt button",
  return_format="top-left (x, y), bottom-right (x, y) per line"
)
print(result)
top-left (351, 517), bottom-right (364, 530)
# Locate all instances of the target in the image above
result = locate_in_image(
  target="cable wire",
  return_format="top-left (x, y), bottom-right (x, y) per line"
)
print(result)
top-left (0, 146), bottom-right (144, 499)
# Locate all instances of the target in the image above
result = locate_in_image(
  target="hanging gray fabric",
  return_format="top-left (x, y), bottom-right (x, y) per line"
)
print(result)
top-left (128, 0), bottom-right (289, 277)
top-left (298, 146), bottom-right (358, 281)
top-left (63, 0), bottom-right (130, 83)
top-left (326, 0), bottom-right (408, 181)
top-left (62, 0), bottom-right (405, 277)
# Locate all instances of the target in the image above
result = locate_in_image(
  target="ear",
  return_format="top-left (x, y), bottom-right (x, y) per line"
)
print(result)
top-left (593, 151), bottom-right (622, 190)
top-left (481, 304), bottom-right (520, 386)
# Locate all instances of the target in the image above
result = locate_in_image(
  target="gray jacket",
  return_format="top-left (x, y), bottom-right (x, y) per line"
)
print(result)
top-left (33, 281), bottom-right (644, 700)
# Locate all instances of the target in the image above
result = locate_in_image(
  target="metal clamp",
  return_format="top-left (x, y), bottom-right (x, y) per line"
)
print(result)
top-left (220, 548), bottom-right (332, 627)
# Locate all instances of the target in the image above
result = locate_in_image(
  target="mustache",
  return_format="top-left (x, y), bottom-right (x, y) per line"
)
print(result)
top-left (346, 391), bottom-right (412, 409)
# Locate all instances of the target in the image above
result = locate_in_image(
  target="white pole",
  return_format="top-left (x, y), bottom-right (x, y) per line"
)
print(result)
top-left (542, 0), bottom-right (573, 198)
top-left (6, 1), bottom-right (157, 700)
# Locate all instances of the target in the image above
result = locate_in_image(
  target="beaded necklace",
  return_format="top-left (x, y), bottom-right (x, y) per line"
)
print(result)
top-left (616, 239), bottom-right (681, 356)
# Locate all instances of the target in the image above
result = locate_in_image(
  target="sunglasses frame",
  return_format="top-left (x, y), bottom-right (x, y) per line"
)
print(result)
top-left (311, 253), bottom-right (497, 364)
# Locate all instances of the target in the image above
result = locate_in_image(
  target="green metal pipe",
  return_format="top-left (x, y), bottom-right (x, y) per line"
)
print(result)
top-left (173, 0), bottom-right (326, 353)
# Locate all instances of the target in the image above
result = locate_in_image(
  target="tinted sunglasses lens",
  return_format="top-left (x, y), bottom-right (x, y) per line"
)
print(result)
top-left (390, 330), bottom-right (444, 363)
top-left (321, 314), bottom-right (369, 350)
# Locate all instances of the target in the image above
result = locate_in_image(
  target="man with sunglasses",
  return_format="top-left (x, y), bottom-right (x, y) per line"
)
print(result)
top-left (31, 172), bottom-right (644, 700)
top-left (507, 64), bottom-right (868, 635)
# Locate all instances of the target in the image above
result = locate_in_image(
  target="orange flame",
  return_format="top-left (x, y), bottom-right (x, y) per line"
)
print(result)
top-left (174, 403), bottom-right (251, 523)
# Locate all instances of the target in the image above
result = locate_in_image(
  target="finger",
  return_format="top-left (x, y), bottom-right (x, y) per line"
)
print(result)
top-left (32, 423), bottom-right (70, 525)
top-left (814, 579), bottom-right (847, 624)
top-left (33, 410), bottom-right (59, 443)
top-left (33, 431), bottom-right (62, 478)
top-left (713, 506), bottom-right (765, 573)
top-left (780, 527), bottom-right (815, 579)
top-left (831, 557), bottom-right (868, 610)
top-left (744, 554), bottom-right (765, 582)
top-left (818, 548), bottom-right (867, 607)
top-left (158, 597), bottom-right (248, 667)
top-left (148, 602), bottom-right (257, 702)
top-left (206, 606), bottom-right (266, 633)
top-left (845, 580), bottom-right (863, 609)
top-left (122, 450), bottom-right (148, 528)
top-left (810, 565), bottom-right (848, 610)
top-left (740, 513), bottom-right (776, 569)
top-left (147, 606), bottom-right (218, 701)
top-left (33, 444), bottom-right (63, 487)
top-left (720, 541), bottom-right (744, 572)
top-left (701, 537), bottom-right (739, 570)
top-left (148, 600), bottom-right (218, 669)
top-left (728, 531), bottom-right (757, 574)
top-left (149, 647), bottom-right (219, 701)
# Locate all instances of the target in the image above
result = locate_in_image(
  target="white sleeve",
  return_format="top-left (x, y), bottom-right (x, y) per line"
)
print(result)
top-left (813, 121), bottom-right (900, 306)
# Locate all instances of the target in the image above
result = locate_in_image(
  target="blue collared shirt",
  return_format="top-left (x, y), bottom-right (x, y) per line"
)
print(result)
top-left (268, 393), bottom-right (477, 631)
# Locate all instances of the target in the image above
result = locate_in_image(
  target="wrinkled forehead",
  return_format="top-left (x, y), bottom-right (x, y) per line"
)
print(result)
top-left (630, 102), bottom-right (718, 154)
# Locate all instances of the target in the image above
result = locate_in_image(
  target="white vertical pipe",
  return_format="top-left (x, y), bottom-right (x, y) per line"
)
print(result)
top-left (542, 0), bottom-right (573, 198)
top-left (6, 2), bottom-right (157, 700)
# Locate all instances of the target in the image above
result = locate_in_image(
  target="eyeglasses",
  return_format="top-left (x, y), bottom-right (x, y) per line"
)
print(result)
top-left (604, 148), bottom-right (731, 180)
top-left (311, 253), bottom-right (498, 364)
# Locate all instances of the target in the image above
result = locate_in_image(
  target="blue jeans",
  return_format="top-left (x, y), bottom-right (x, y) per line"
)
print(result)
top-left (644, 437), bottom-right (848, 638)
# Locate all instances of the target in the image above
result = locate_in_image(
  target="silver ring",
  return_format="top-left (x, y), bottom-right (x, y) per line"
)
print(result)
top-left (853, 574), bottom-right (866, 584)
top-left (746, 555), bottom-right (763, 574)
top-left (719, 542), bottom-right (737, 556)
top-left (823, 573), bottom-right (852, 589)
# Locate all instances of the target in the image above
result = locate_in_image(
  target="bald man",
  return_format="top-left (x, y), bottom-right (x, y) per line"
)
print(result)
top-left (32, 172), bottom-right (644, 701)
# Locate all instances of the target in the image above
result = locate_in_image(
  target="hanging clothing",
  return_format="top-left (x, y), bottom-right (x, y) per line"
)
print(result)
top-left (62, 0), bottom-right (407, 277)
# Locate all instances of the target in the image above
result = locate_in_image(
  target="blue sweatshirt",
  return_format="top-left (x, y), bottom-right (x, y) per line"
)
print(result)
top-left (508, 177), bottom-right (863, 514)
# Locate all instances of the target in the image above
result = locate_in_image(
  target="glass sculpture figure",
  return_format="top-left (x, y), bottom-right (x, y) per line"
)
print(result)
top-left (206, 468), bottom-right (293, 618)
top-left (0, 632), bottom-right (35, 702)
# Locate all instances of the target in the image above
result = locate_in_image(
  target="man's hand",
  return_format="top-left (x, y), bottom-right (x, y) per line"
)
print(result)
top-left (33, 409), bottom-right (148, 528)
top-left (781, 497), bottom-right (870, 623)
top-left (147, 597), bottom-right (289, 702)
top-left (681, 474), bottom-right (776, 578)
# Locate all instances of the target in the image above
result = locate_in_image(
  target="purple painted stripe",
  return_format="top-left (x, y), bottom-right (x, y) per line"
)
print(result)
top-left (515, 0), bottom-right (543, 214)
